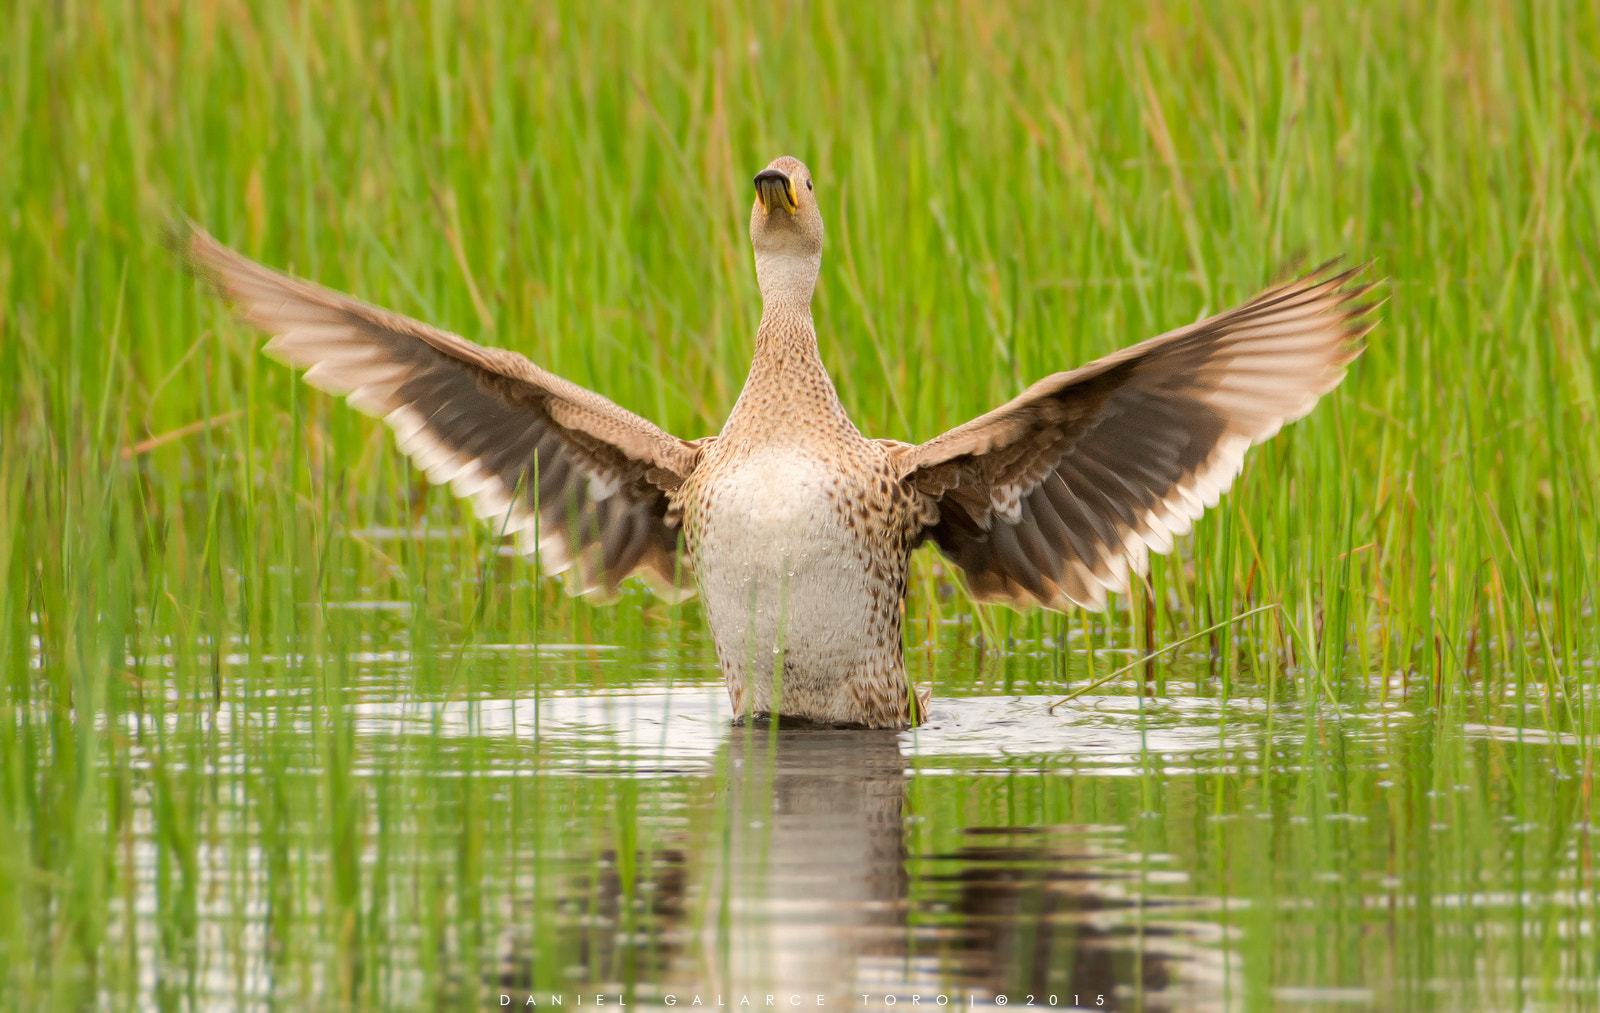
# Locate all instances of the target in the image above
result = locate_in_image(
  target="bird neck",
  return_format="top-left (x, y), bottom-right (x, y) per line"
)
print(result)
top-left (753, 247), bottom-right (820, 310)
top-left (720, 295), bottom-right (855, 443)
top-left (750, 246), bottom-right (824, 366)
top-left (753, 300), bottom-right (821, 361)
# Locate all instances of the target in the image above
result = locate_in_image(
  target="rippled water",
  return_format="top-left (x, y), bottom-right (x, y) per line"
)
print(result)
top-left (85, 617), bottom-right (1599, 1012)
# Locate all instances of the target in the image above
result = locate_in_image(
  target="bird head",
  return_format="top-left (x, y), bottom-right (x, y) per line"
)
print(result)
top-left (749, 156), bottom-right (823, 304)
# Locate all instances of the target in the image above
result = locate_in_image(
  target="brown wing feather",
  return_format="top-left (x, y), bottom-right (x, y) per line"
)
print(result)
top-left (182, 224), bottom-right (707, 600)
top-left (888, 262), bottom-right (1381, 611)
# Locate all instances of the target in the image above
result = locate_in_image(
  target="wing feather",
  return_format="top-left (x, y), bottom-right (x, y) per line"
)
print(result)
top-left (182, 224), bottom-right (707, 600)
top-left (890, 262), bottom-right (1379, 611)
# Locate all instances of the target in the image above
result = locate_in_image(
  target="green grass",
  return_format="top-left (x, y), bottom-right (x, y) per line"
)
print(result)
top-left (2, 0), bottom-right (1598, 1009)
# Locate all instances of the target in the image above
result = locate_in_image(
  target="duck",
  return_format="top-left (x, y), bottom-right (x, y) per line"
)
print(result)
top-left (182, 155), bottom-right (1377, 730)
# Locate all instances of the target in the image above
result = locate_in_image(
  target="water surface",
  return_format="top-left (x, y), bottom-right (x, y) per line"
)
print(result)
top-left (95, 619), bottom-right (1598, 1011)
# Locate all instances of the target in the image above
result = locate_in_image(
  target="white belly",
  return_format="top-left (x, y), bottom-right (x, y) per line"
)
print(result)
top-left (689, 452), bottom-right (881, 714)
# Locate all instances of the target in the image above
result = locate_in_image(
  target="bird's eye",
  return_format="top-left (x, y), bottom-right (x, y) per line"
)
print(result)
top-left (806, 179), bottom-right (814, 190)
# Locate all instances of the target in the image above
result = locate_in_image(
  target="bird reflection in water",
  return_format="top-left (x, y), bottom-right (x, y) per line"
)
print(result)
top-left (494, 727), bottom-right (1232, 1009)
top-left (920, 827), bottom-right (1235, 1010)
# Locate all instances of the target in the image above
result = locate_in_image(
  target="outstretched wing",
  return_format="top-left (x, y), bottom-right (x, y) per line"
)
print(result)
top-left (183, 225), bottom-right (708, 599)
top-left (886, 263), bottom-right (1380, 611)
